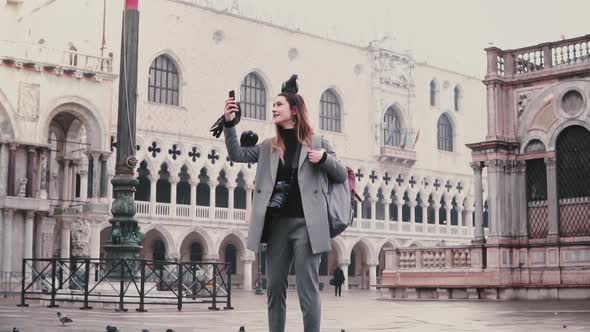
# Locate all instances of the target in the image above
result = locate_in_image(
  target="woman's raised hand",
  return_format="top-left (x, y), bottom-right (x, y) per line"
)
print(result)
top-left (307, 148), bottom-right (326, 164)
top-left (224, 99), bottom-right (239, 122)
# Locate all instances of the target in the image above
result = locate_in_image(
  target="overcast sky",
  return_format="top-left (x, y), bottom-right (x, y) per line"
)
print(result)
top-left (233, 0), bottom-right (589, 77)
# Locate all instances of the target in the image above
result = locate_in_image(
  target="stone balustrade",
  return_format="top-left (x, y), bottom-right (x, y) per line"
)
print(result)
top-left (486, 34), bottom-right (590, 78)
top-left (0, 40), bottom-right (114, 74)
top-left (133, 200), bottom-right (476, 240)
top-left (384, 244), bottom-right (485, 272)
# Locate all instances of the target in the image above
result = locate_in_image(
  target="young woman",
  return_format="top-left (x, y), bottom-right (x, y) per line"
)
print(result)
top-left (223, 75), bottom-right (347, 332)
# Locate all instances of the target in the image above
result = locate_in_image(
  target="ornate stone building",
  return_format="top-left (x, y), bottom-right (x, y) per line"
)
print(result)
top-left (381, 34), bottom-right (590, 299)
top-left (0, 0), bottom-right (486, 291)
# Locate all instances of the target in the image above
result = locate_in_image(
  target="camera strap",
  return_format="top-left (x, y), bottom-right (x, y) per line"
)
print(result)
top-left (289, 143), bottom-right (302, 182)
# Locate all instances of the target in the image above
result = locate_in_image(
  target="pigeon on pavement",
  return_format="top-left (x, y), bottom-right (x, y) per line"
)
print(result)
top-left (57, 312), bottom-right (73, 325)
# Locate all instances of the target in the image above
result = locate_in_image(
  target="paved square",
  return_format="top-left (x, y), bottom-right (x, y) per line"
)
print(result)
top-left (1, 291), bottom-right (590, 331)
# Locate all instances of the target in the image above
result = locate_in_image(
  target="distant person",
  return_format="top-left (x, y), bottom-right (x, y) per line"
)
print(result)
top-left (332, 266), bottom-right (345, 297)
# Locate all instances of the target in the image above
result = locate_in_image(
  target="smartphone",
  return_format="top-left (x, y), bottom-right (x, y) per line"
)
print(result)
top-left (229, 90), bottom-right (235, 99)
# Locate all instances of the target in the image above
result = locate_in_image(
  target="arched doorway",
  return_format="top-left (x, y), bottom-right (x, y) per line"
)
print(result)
top-left (556, 125), bottom-right (590, 237)
top-left (348, 241), bottom-right (370, 289)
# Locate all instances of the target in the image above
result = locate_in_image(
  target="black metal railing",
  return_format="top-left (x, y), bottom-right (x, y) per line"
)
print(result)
top-left (17, 258), bottom-right (233, 312)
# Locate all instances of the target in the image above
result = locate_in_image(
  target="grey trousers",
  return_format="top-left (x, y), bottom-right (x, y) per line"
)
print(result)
top-left (265, 216), bottom-right (322, 332)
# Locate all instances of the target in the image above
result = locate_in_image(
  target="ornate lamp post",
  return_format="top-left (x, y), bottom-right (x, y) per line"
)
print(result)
top-left (103, 0), bottom-right (143, 269)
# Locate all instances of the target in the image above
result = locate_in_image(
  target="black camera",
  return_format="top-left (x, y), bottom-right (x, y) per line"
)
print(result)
top-left (267, 181), bottom-right (291, 216)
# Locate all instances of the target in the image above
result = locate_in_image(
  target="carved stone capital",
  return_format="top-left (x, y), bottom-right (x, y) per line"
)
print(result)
top-left (469, 161), bottom-right (483, 172)
top-left (484, 159), bottom-right (505, 170)
top-left (544, 156), bottom-right (557, 168)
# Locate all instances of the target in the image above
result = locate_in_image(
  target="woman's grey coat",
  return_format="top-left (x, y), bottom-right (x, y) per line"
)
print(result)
top-left (224, 126), bottom-right (347, 254)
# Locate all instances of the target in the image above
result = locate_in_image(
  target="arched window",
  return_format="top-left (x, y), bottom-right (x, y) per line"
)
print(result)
top-left (415, 193), bottom-right (423, 223)
top-left (382, 106), bottom-right (402, 146)
top-left (190, 242), bottom-right (203, 262)
top-left (556, 125), bottom-right (590, 237)
top-left (224, 244), bottom-right (237, 275)
top-left (319, 89), bottom-right (341, 132)
top-left (156, 163), bottom-right (171, 203)
top-left (136, 160), bottom-right (151, 201)
top-left (240, 72), bottom-right (267, 120)
top-left (197, 168), bottom-right (210, 206)
top-left (348, 250), bottom-right (356, 276)
top-left (402, 192), bottom-right (411, 222)
top-left (153, 239), bottom-right (166, 269)
top-left (234, 187), bottom-right (246, 209)
top-left (454, 85), bottom-right (462, 111)
top-left (177, 165), bottom-right (191, 205)
top-left (437, 114), bottom-right (453, 151)
top-left (430, 80), bottom-right (438, 107)
top-left (148, 54), bottom-right (179, 105)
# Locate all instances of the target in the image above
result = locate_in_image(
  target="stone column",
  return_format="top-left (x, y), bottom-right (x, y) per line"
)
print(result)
top-left (91, 153), bottom-right (101, 202)
top-left (7, 143), bottom-right (18, 196)
top-left (241, 257), bottom-right (253, 290)
top-left (421, 202), bottom-right (428, 231)
top-left (69, 162), bottom-right (77, 201)
top-left (60, 218), bottom-right (71, 261)
top-left (457, 206), bottom-right (464, 229)
top-left (515, 160), bottom-right (528, 239)
top-left (149, 175), bottom-right (157, 217)
top-left (545, 156), bottom-right (559, 238)
top-left (38, 148), bottom-right (48, 199)
top-left (24, 211), bottom-right (35, 280)
top-left (471, 162), bottom-right (485, 241)
top-left (444, 196), bottom-right (452, 232)
top-left (369, 197), bottom-right (376, 230)
top-left (368, 262), bottom-right (378, 291)
top-left (383, 198), bottom-right (391, 231)
top-left (61, 159), bottom-right (71, 207)
top-left (79, 162), bottom-right (89, 202)
top-left (0, 143), bottom-right (9, 196)
top-left (26, 147), bottom-right (36, 197)
top-left (433, 201), bottom-right (441, 232)
top-left (170, 175), bottom-right (178, 217)
top-left (245, 184), bottom-right (253, 221)
top-left (339, 262), bottom-right (349, 291)
top-left (464, 205), bottom-right (474, 236)
top-left (190, 179), bottom-right (198, 219)
top-left (228, 183), bottom-right (236, 221)
top-left (89, 219), bottom-right (102, 259)
top-left (99, 154), bottom-right (108, 202)
top-left (209, 181), bottom-right (217, 220)
top-left (396, 199), bottom-right (403, 232)
top-left (2, 209), bottom-right (14, 281)
top-left (486, 159), bottom-right (506, 238)
top-left (409, 198), bottom-right (416, 223)
top-left (355, 200), bottom-right (361, 228)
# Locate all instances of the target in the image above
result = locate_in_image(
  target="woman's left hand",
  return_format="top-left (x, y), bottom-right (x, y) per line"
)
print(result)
top-left (307, 148), bottom-right (326, 164)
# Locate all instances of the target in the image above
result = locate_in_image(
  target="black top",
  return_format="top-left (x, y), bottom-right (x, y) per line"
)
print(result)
top-left (275, 128), bottom-right (304, 217)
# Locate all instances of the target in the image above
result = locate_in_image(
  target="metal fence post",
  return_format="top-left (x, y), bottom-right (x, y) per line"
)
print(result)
top-left (80, 259), bottom-right (92, 310)
top-left (48, 259), bottom-right (59, 308)
top-left (224, 264), bottom-right (234, 310)
top-left (17, 259), bottom-right (29, 307)
top-left (116, 259), bottom-right (127, 312)
top-left (177, 263), bottom-right (183, 311)
top-left (208, 264), bottom-right (219, 311)
top-left (137, 260), bottom-right (147, 312)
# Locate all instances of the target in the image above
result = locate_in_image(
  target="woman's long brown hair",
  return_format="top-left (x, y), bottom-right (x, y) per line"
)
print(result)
top-left (272, 92), bottom-right (314, 160)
